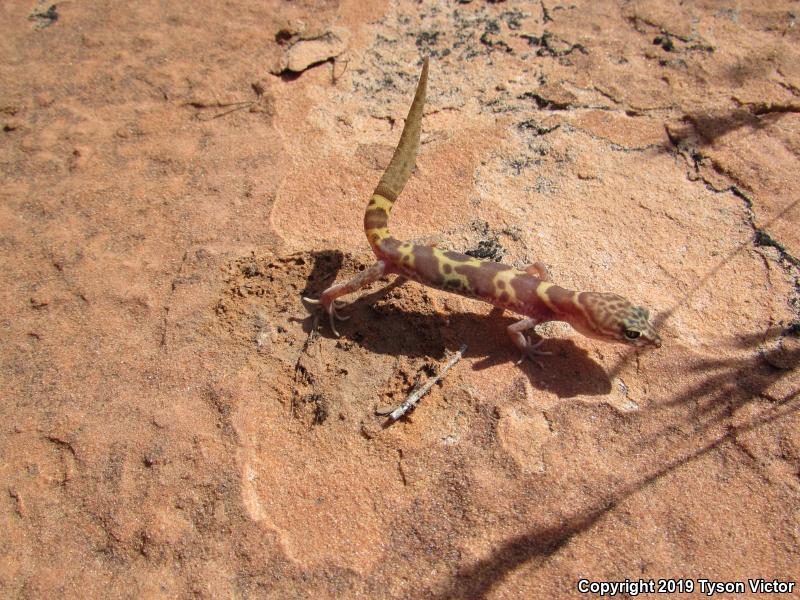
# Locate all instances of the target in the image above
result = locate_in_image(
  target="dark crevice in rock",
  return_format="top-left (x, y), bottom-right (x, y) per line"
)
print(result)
top-left (733, 99), bottom-right (800, 116)
top-left (777, 80), bottom-right (800, 97)
top-left (624, 14), bottom-right (715, 53)
top-left (516, 118), bottom-right (559, 136)
top-left (540, 1), bottom-right (552, 23)
top-left (517, 91), bottom-right (571, 110)
top-left (520, 31), bottom-right (587, 57)
top-left (667, 130), bottom-right (800, 271)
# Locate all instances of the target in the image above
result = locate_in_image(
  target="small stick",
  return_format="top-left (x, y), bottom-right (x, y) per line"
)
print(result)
top-left (377, 344), bottom-right (467, 421)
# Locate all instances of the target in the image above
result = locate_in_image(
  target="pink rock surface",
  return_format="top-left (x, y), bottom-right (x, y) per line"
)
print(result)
top-left (1, 1), bottom-right (798, 598)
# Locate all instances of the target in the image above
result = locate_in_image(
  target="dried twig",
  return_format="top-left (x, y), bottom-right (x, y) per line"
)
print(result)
top-left (377, 344), bottom-right (467, 421)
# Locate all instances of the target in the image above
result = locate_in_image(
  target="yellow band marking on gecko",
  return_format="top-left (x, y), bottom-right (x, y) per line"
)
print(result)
top-left (534, 281), bottom-right (557, 311)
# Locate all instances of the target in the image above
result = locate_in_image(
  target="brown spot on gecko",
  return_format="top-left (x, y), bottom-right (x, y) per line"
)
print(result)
top-left (379, 236), bottom-right (402, 257)
top-left (442, 251), bottom-right (474, 263)
top-left (454, 261), bottom-right (513, 299)
top-left (443, 263), bottom-right (453, 274)
top-left (364, 208), bottom-right (389, 231)
top-left (374, 184), bottom-right (399, 203)
top-left (411, 245), bottom-right (445, 287)
top-left (509, 275), bottom-right (538, 301)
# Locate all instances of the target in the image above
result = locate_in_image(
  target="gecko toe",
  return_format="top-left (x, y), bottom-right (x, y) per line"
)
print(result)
top-left (527, 348), bottom-right (552, 358)
top-left (525, 337), bottom-right (552, 356)
top-left (516, 353), bottom-right (544, 368)
top-left (513, 337), bottom-right (550, 367)
top-left (331, 304), bottom-right (350, 322)
top-left (329, 311), bottom-right (340, 337)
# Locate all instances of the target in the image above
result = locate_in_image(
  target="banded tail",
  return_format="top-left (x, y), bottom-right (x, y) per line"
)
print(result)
top-left (364, 58), bottom-right (429, 254)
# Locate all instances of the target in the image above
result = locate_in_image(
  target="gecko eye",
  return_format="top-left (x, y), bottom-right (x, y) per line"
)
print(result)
top-left (624, 329), bottom-right (641, 340)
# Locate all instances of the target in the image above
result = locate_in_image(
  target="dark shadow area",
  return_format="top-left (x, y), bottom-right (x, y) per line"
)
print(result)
top-left (277, 69), bottom-right (304, 82)
top-left (298, 249), bottom-right (345, 299)
top-left (671, 106), bottom-right (793, 147)
top-left (471, 337), bottom-right (612, 397)
top-left (657, 335), bottom-right (798, 413)
top-left (668, 48), bottom-right (800, 144)
top-left (275, 57), bottom-right (340, 82)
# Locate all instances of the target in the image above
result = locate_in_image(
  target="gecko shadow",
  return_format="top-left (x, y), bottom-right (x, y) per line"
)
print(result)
top-left (301, 251), bottom-right (611, 398)
top-left (299, 249), bottom-right (346, 298)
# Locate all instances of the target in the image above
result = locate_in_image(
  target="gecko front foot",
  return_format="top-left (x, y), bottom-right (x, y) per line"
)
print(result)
top-left (301, 260), bottom-right (387, 338)
top-left (507, 317), bottom-right (552, 366)
top-left (514, 336), bottom-right (553, 366)
top-left (303, 294), bottom-right (351, 337)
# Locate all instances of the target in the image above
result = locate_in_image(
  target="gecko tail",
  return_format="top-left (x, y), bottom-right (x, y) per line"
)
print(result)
top-left (364, 57), bottom-right (429, 253)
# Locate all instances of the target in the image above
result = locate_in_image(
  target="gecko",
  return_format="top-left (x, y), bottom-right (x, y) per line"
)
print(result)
top-left (304, 58), bottom-right (661, 359)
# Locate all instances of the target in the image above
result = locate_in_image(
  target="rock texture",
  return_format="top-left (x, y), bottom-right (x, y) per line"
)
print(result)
top-left (1, 0), bottom-right (798, 598)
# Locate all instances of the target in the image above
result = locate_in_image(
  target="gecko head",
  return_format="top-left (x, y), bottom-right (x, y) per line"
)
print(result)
top-left (574, 292), bottom-right (661, 348)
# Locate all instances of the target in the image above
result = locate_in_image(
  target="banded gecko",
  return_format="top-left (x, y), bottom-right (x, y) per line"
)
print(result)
top-left (305, 58), bottom-right (661, 359)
